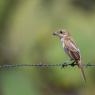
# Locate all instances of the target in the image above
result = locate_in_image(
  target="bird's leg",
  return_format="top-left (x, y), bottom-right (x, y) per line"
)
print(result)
top-left (70, 60), bottom-right (76, 67)
top-left (61, 60), bottom-right (70, 68)
top-left (61, 59), bottom-right (76, 68)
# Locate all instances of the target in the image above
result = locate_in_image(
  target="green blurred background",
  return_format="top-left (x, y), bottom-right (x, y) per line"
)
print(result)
top-left (0, 0), bottom-right (95, 95)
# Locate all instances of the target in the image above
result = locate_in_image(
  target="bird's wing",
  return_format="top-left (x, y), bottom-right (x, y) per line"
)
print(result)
top-left (64, 39), bottom-right (79, 52)
top-left (64, 39), bottom-right (80, 60)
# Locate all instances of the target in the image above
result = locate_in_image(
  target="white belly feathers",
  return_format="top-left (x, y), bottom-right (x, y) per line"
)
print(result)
top-left (61, 38), bottom-right (64, 48)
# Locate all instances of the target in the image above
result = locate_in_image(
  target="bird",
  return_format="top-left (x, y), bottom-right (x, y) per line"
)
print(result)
top-left (53, 29), bottom-right (86, 82)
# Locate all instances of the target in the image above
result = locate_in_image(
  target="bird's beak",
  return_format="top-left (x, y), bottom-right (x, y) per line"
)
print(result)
top-left (52, 32), bottom-right (58, 36)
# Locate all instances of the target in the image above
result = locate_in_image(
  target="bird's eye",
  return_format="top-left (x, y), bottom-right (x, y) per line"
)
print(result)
top-left (60, 31), bottom-right (63, 34)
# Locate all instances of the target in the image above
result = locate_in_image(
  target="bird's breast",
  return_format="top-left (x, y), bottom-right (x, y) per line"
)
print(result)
top-left (60, 38), bottom-right (64, 48)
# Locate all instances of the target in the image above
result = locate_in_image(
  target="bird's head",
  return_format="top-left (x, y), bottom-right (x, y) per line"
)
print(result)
top-left (53, 29), bottom-right (70, 39)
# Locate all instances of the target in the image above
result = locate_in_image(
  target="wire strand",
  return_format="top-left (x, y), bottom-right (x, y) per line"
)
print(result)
top-left (0, 63), bottom-right (95, 69)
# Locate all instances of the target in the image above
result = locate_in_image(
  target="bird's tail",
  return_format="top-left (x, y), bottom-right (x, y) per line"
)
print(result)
top-left (77, 60), bottom-right (86, 82)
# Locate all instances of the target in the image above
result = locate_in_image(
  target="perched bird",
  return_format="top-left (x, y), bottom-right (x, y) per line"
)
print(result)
top-left (53, 29), bottom-right (86, 82)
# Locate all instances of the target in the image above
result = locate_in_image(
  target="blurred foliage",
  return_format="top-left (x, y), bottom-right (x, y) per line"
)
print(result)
top-left (0, 0), bottom-right (95, 95)
top-left (71, 0), bottom-right (95, 11)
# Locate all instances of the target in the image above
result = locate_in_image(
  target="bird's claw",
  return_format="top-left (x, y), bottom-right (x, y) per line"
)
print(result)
top-left (70, 61), bottom-right (76, 67)
top-left (61, 62), bottom-right (68, 68)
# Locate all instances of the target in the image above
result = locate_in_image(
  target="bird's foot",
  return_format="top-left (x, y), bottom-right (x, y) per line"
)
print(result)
top-left (70, 60), bottom-right (76, 67)
top-left (61, 60), bottom-right (77, 68)
top-left (61, 62), bottom-right (68, 68)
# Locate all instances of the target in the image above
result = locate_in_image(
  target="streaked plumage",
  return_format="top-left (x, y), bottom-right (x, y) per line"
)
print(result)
top-left (53, 29), bottom-right (86, 82)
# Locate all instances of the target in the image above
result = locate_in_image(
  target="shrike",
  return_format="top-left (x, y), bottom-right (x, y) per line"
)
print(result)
top-left (53, 29), bottom-right (86, 81)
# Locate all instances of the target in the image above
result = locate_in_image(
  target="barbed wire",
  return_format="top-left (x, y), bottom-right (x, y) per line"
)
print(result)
top-left (0, 62), bottom-right (95, 69)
